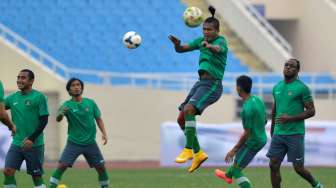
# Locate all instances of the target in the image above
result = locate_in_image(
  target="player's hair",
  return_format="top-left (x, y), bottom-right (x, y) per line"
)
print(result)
top-left (66, 77), bottom-right (84, 93)
top-left (20, 69), bottom-right (35, 80)
top-left (289, 58), bottom-right (300, 71)
top-left (204, 6), bottom-right (219, 31)
top-left (236, 75), bottom-right (252, 94)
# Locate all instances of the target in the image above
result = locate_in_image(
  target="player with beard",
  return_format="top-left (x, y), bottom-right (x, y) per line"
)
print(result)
top-left (3, 69), bottom-right (49, 188)
top-left (266, 59), bottom-right (324, 188)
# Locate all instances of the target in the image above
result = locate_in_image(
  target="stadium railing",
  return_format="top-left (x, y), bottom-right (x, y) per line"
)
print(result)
top-left (1, 22), bottom-right (335, 99)
top-left (239, 0), bottom-right (292, 53)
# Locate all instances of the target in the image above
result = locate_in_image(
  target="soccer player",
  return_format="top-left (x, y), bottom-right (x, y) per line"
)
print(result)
top-left (215, 75), bottom-right (267, 188)
top-left (3, 69), bottom-right (49, 188)
top-left (266, 59), bottom-right (323, 188)
top-left (49, 78), bottom-right (109, 188)
top-left (0, 80), bottom-right (16, 135)
top-left (169, 6), bottom-right (228, 173)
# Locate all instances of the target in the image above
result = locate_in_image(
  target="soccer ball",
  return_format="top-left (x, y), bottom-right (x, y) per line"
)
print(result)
top-left (123, 31), bottom-right (142, 49)
top-left (57, 184), bottom-right (67, 188)
top-left (183, 7), bottom-right (203, 28)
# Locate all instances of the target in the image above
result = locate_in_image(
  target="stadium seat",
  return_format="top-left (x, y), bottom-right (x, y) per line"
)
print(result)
top-left (0, 0), bottom-right (247, 76)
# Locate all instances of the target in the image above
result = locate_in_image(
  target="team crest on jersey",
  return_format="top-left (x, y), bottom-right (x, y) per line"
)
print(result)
top-left (288, 91), bottom-right (293, 96)
top-left (25, 100), bottom-right (32, 106)
top-left (85, 107), bottom-right (89, 112)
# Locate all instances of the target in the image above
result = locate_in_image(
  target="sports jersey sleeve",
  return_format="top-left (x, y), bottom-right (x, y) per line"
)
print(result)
top-left (57, 102), bottom-right (67, 116)
top-left (213, 37), bottom-right (228, 54)
top-left (92, 100), bottom-right (101, 118)
top-left (242, 107), bottom-right (253, 130)
top-left (4, 95), bottom-right (11, 109)
top-left (302, 85), bottom-right (313, 103)
top-left (0, 81), bottom-right (4, 103)
top-left (38, 94), bottom-right (49, 116)
top-left (188, 37), bottom-right (203, 50)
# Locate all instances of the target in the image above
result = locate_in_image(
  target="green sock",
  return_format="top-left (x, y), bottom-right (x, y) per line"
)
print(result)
top-left (32, 176), bottom-right (44, 186)
top-left (49, 169), bottom-right (65, 188)
top-left (239, 181), bottom-right (252, 188)
top-left (184, 114), bottom-right (196, 149)
top-left (226, 166), bottom-right (234, 178)
top-left (4, 175), bottom-right (16, 186)
top-left (193, 136), bottom-right (200, 153)
top-left (232, 167), bottom-right (251, 188)
top-left (313, 181), bottom-right (322, 188)
top-left (98, 170), bottom-right (109, 188)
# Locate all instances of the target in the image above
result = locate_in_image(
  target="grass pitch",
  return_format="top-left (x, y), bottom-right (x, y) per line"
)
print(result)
top-left (0, 167), bottom-right (334, 188)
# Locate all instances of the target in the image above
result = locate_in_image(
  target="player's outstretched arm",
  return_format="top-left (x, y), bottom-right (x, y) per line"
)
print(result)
top-left (168, 35), bottom-right (193, 53)
top-left (96, 117), bottom-right (108, 145)
top-left (56, 107), bottom-right (68, 122)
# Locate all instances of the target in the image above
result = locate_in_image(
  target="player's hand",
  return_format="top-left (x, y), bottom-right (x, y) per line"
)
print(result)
top-left (168, 35), bottom-right (181, 46)
top-left (102, 133), bottom-right (108, 145)
top-left (225, 150), bottom-right (235, 163)
top-left (9, 124), bottom-right (16, 136)
top-left (22, 138), bottom-right (33, 151)
top-left (202, 41), bottom-right (210, 48)
top-left (61, 107), bottom-right (69, 116)
top-left (276, 114), bottom-right (292, 124)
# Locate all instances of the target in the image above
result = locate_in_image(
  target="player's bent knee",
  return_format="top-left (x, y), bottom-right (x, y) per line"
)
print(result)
top-left (57, 163), bottom-right (69, 171)
top-left (269, 160), bottom-right (280, 171)
top-left (95, 165), bottom-right (106, 173)
top-left (183, 104), bottom-right (196, 115)
top-left (3, 168), bottom-right (15, 176)
top-left (293, 164), bottom-right (305, 174)
top-left (177, 111), bottom-right (185, 130)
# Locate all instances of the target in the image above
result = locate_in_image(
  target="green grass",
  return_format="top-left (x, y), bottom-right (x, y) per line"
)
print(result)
top-left (0, 167), bottom-right (334, 188)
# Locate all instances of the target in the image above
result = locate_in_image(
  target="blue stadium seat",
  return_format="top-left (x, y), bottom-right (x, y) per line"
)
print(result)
top-left (0, 0), bottom-right (251, 88)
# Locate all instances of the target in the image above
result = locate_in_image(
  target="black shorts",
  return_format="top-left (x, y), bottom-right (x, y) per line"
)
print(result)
top-left (5, 144), bottom-right (44, 176)
top-left (266, 134), bottom-right (305, 164)
top-left (59, 141), bottom-right (105, 168)
top-left (179, 79), bottom-right (222, 115)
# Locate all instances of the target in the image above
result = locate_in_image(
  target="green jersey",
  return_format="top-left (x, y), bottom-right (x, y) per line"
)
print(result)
top-left (5, 90), bottom-right (49, 147)
top-left (188, 36), bottom-right (228, 80)
top-left (241, 95), bottom-right (267, 150)
top-left (273, 79), bottom-right (312, 135)
top-left (0, 81), bottom-right (4, 103)
top-left (59, 98), bottom-right (101, 145)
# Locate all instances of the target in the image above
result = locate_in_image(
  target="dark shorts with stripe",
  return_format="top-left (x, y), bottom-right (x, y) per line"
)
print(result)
top-left (5, 144), bottom-right (44, 176)
top-left (266, 134), bottom-right (305, 164)
top-left (234, 144), bottom-right (263, 169)
top-left (178, 79), bottom-right (223, 115)
top-left (59, 141), bottom-right (105, 168)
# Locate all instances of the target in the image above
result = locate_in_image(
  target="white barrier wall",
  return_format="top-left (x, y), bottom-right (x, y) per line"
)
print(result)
top-left (161, 121), bottom-right (336, 167)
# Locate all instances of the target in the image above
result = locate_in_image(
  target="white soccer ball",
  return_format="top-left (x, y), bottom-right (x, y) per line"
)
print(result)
top-left (123, 31), bottom-right (142, 49)
top-left (183, 7), bottom-right (203, 28)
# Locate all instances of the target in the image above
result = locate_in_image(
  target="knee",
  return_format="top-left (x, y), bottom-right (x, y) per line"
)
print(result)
top-left (3, 168), bottom-right (15, 176)
top-left (57, 163), bottom-right (68, 171)
top-left (95, 165), bottom-right (106, 174)
top-left (183, 104), bottom-right (196, 116)
top-left (177, 111), bottom-right (185, 130)
top-left (293, 164), bottom-right (304, 174)
top-left (269, 160), bottom-right (280, 172)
